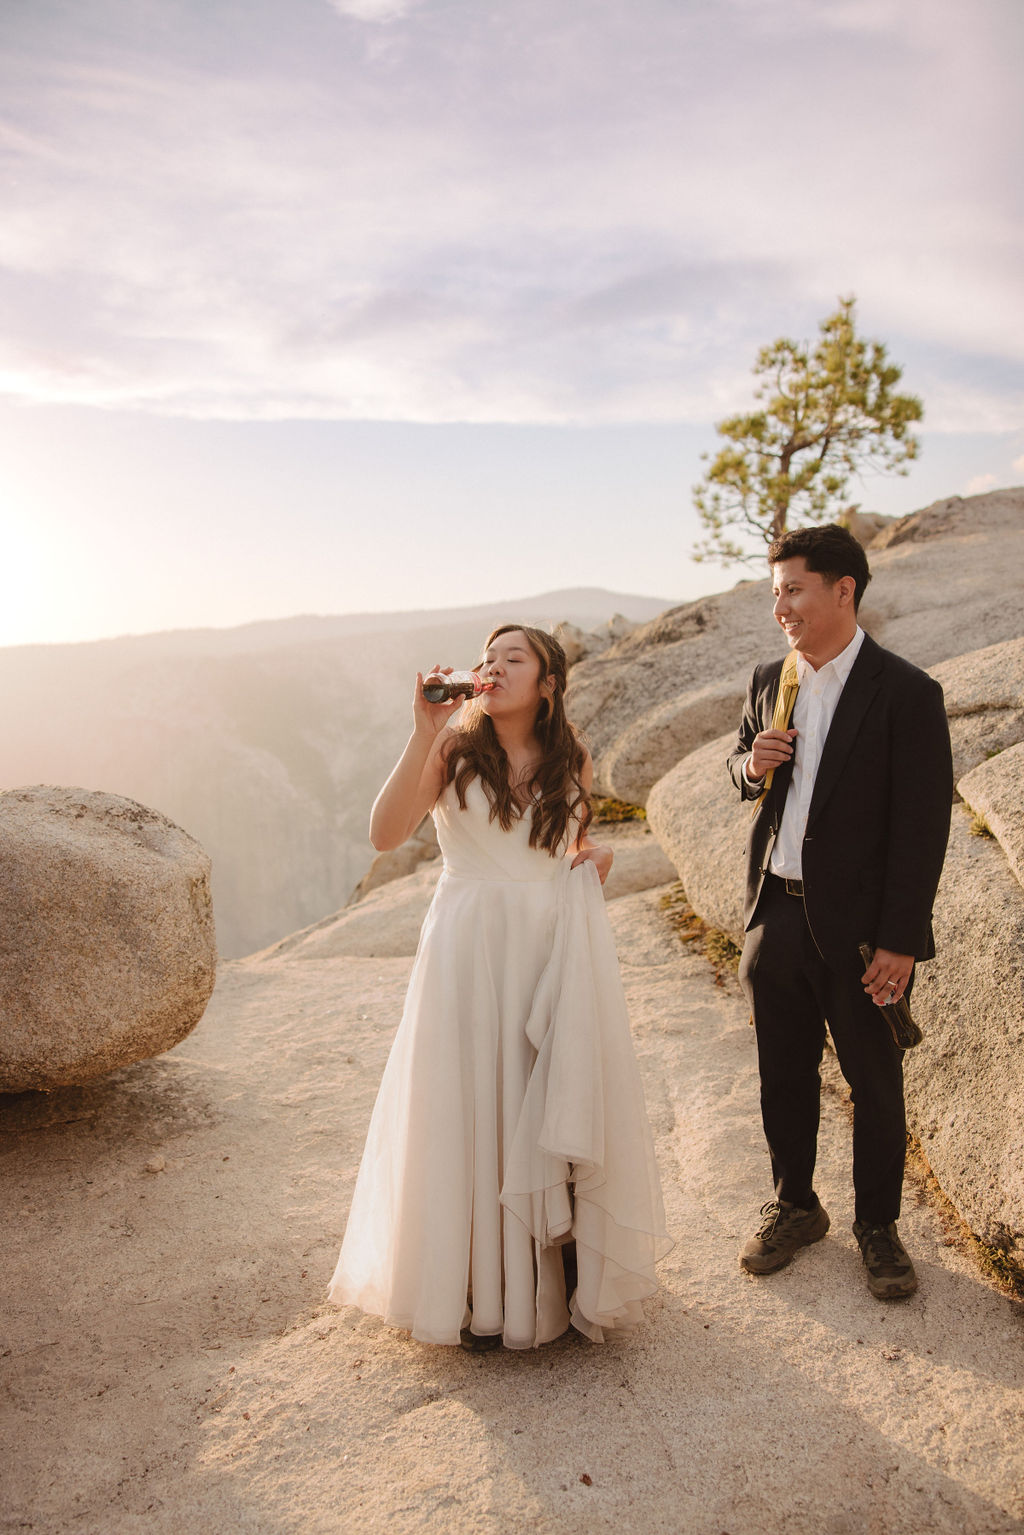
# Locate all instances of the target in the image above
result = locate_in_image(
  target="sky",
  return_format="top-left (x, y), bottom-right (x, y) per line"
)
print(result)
top-left (1, 0), bottom-right (1022, 647)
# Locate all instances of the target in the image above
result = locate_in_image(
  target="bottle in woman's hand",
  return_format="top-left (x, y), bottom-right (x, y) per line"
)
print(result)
top-left (422, 670), bottom-right (495, 703)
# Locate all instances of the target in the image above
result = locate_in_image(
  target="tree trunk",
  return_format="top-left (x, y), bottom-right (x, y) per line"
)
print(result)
top-left (772, 445), bottom-right (795, 542)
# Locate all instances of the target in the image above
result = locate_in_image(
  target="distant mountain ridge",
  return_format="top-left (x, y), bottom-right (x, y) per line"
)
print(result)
top-left (0, 587), bottom-right (676, 660)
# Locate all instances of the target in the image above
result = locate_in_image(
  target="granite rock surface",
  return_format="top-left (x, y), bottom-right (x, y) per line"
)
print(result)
top-left (645, 732), bottom-right (746, 942)
top-left (905, 805), bottom-right (1024, 1263)
top-left (958, 741), bottom-right (1024, 892)
top-left (0, 786), bottom-right (217, 1091)
top-left (931, 637), bottom-right (1024, 782)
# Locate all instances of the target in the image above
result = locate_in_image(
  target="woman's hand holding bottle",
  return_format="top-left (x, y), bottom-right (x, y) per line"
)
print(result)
top-left (415, 665), bottom-right (495, 734)
top-left (372, 666), bottom-right (459, 849)
top-left (414, 665), bottom-right (461, 737)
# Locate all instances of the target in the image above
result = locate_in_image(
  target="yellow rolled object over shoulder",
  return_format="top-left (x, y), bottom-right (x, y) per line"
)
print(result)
top-left (751, 649), bottom-right (800, 815)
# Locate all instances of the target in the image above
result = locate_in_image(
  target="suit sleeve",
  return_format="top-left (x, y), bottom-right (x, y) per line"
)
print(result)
top-left (727, 665), bottom-right (768, 801)
top-left (876, 672), bottom-right (953, 957)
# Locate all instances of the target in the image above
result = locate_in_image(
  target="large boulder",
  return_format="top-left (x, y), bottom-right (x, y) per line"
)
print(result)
top-left (930, 637), bottom-right (1024, 782)
top-left (646, 732), bottom-right (747, 942)
top-left (905, 803), bottom-right (1024, 1263)
top-left (594, 683), bottom-right (750, 811)
top-left (957, 742), bottom-right (1024, 889)
top-left (0, 787), bottom-right (217, 1092)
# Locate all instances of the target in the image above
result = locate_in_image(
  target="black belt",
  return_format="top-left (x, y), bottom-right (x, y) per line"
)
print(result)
top-left (770, 873), bottom-right (804, 898)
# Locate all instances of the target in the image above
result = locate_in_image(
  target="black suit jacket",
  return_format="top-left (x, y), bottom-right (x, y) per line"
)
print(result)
top-left (727, 633), bottom-right (953, 969)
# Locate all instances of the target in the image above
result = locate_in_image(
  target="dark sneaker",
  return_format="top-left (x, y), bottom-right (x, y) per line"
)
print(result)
top-left (739, 1198), bottom-right (830, 1274)
top-left (853, 1220), bottom-right (918, 1300)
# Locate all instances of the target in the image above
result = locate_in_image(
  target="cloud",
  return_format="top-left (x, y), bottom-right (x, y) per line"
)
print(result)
top-left (0, 0), bottom-right (1020, 427)
top-left (326, 0), bottom-right (421, 20)
top-left (1013, 454), bottom-right (1024, 475)
top-left (963, 472), bottom-right (998, 495)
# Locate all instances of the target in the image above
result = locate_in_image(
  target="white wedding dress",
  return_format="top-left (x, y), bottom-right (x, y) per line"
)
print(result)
top-left (328, 778), bottom-right (671, 1348)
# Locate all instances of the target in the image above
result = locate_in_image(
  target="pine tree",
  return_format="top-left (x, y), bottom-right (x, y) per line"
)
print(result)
top-left (693, 297), bottom-right (923, 565)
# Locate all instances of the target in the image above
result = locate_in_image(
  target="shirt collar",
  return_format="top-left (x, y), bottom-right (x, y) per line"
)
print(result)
top-left (795, 625), bottom-right (865, 685)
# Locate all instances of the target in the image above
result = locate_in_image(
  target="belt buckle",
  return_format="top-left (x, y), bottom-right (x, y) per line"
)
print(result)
top-left (784, 877), bottom-right (804, 898)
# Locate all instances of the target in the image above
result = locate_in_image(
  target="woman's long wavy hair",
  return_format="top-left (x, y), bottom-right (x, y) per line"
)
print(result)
top-left (444, 624), bottom-right (591, 855)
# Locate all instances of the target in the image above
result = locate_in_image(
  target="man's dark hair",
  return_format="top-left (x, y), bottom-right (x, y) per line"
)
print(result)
top-left (768, 523), bottom-right (872, 610)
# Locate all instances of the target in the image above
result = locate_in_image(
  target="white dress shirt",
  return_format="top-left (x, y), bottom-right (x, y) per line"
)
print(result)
top-left (749, 627), bottom-right (866, 880)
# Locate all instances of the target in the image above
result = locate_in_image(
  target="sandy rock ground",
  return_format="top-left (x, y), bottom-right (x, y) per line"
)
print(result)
top-left (3, 882), bottom-right (1023, 1534)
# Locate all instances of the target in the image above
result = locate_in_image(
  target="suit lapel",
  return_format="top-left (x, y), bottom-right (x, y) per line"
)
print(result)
top-left (806, 634), bottom-right (884, 827)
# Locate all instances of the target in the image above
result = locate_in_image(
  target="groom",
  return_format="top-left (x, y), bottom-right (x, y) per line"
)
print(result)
top-left (728, 523), bottom-right (952, 1298)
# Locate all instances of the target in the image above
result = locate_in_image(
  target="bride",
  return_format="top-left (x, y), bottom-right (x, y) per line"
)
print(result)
top-left (328, 623), bottom-right (670, 1350)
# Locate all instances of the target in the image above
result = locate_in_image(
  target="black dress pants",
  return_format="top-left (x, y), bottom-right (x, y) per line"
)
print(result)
top-left (739, 875), bottom-right (908, 1225)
